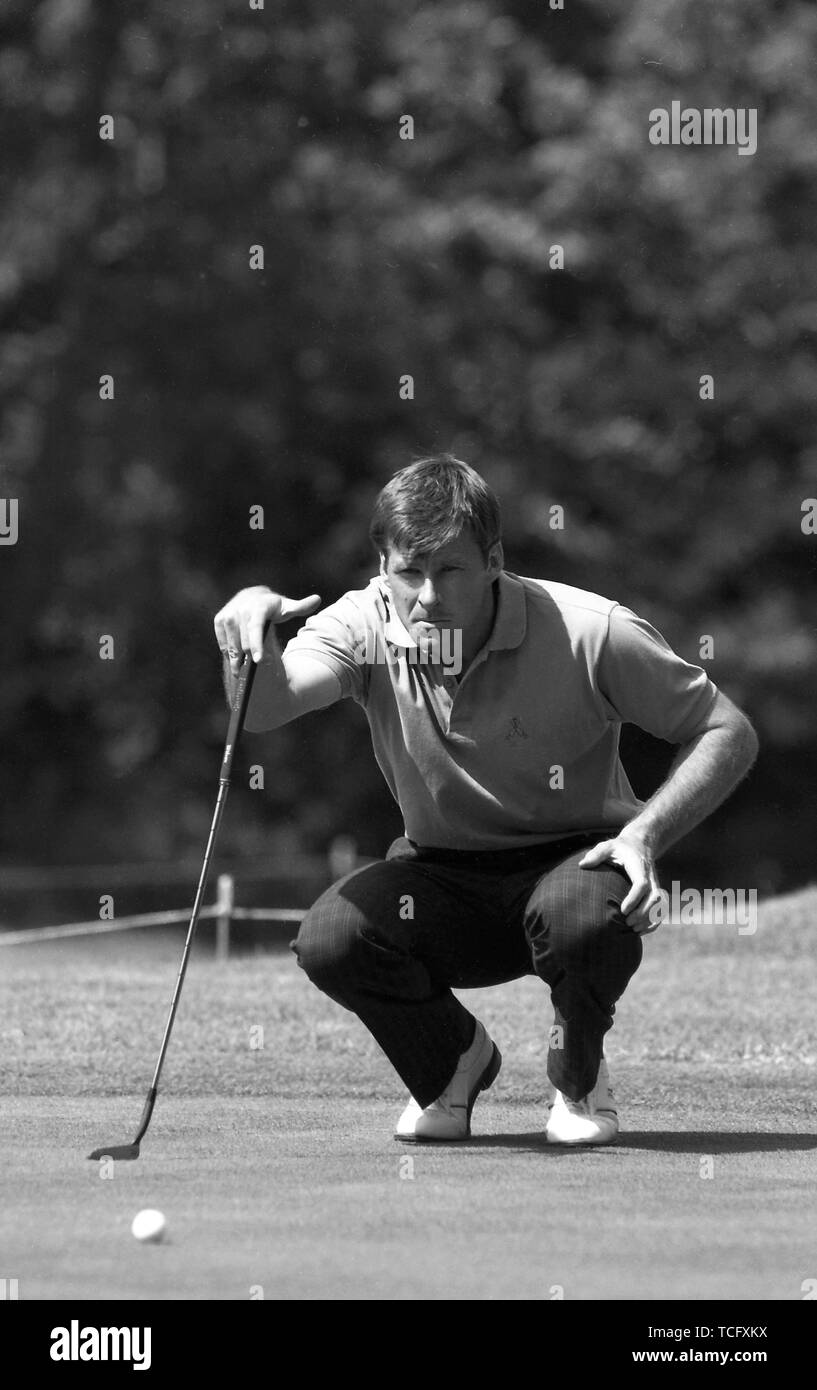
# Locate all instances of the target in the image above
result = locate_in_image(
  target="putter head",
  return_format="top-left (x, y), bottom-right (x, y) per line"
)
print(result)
top-left (87, 1143), bottom-right (140, 1161)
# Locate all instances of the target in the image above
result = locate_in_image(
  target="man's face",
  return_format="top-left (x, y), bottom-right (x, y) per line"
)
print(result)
top-left (380, 531), bottom-right (503, 659)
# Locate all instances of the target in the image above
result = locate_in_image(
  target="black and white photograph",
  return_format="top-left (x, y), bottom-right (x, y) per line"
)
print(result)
top-left (1, 0), bottom-right (816, 1348)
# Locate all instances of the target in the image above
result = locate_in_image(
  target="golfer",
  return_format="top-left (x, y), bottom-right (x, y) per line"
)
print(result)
top-left (214, 457), bottom-right (758, 1145)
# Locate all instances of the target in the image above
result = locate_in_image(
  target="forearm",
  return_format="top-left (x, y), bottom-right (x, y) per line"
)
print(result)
top-left (222, 630), bottom-right (297, 732)
top-left (620, 720), bottom-right (758, 856)
top-left (215, 583), bottom-right (337, 731)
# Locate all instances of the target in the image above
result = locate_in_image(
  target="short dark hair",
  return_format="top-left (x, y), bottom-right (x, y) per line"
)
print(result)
top-left (369, 455), bottom-right (501, 561)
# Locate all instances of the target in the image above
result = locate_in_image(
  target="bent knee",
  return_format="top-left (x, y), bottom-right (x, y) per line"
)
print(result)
top-left (291, 897), bottom-right (373, 985)
top-left (528, 864), bottom-right (640, 964)
top-left (293, 860), bottom-right (417, 981)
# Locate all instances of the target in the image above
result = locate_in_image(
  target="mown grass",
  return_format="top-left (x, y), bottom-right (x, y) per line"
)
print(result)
top-left (1, 889), bottom-right (815, 1301)
top-left (2, 886), bottom-right (815, 1100)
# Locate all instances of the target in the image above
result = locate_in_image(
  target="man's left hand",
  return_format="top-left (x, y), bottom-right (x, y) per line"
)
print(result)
top-left (578, 834), bottom-right (663, 935)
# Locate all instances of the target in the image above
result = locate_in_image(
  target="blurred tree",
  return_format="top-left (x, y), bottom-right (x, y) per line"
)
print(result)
top-left (0, 0), bottom-right (814, 892)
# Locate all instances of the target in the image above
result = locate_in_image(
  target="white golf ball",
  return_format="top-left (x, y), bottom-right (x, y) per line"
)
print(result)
top-left (131, 1209), bottom-right (166, 1243)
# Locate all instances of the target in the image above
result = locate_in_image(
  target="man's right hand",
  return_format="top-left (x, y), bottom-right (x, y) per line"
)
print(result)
top-left (214, 586), bottom-right (322, 675)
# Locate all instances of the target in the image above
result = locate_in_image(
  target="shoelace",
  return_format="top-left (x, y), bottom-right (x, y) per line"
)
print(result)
top-left (559, 1093), bottom-right (592, 1114)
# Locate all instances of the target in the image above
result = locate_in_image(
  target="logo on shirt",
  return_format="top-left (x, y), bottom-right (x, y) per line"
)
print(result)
top-left (504, 716), bottom-right (529, 743)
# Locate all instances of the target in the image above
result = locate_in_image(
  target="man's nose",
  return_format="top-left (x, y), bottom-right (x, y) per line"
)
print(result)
top-left (417, 577), bottom-right (438, 610)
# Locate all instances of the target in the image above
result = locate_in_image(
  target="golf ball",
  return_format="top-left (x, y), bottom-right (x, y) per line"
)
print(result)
top-left (131, 1209), bottom-right (166, 1243)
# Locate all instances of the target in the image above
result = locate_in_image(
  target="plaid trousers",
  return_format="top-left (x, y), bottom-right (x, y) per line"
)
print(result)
top-left (291, 834), bottom-right (643, 1105)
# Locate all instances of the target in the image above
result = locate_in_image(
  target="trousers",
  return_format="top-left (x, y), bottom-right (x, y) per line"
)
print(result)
top-left (291, 833), bottom-right (643, 1105)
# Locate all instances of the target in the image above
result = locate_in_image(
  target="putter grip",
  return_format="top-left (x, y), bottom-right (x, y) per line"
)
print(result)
top-left (220, 622), bottom-right (270, 782)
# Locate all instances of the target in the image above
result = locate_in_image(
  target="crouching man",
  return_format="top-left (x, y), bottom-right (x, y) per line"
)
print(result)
top-left (214, 456), bottom-right (758, 1145)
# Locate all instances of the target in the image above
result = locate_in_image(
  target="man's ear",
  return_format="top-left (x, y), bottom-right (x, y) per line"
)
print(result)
top-left (379, 551), bottom-right (388, 579)
top-left (487, 541), bottom-right (504, 578)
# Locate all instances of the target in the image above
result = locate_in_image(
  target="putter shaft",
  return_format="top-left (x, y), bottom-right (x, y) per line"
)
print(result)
top-left (88, 652), bottom-right (260, 1160)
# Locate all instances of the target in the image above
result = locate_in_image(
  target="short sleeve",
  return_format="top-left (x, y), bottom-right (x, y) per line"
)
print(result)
top-left (282, 594), bottom-right (368, 704)
top-left (596, 605), bottom-right (719, 743)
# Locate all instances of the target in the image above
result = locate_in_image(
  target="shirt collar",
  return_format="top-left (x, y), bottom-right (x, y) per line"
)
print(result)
top-left (379, 571), bottom-right (527, 652)
top-left (487, 571), bottom-right (527, 651)
top-left (381, 582), bottom-right (416, 648)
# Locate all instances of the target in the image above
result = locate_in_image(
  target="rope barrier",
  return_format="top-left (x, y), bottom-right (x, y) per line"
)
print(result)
top-left (0, 875), bottom-right (311, 952)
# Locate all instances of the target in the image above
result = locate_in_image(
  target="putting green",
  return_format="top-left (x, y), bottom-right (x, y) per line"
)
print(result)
top-left (2, 890), bottom-right (816, 1299)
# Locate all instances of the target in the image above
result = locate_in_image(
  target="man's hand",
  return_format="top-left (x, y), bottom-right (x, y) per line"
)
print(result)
top-left (214, 586), bottom-right (322, 675)
top-left (577, 693), bottom-right (758, 937)
top-left (578, 833), bottom-right (663, 935)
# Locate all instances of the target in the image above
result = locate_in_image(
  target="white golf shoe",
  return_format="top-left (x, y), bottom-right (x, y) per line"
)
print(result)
top-left (545, 1056), bottom-right (619, 1146)
top-left (394, 1020), bottom-right (501, 1143)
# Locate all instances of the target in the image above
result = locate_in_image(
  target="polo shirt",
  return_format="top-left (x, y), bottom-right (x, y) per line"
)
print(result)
top-left (284, 572), bottom-right (720, 851)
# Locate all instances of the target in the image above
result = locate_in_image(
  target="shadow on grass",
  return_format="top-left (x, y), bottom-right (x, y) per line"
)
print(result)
top-left (454, 1131), bottom-right (817, 1154)
top-left (615, 1131), bottom-right (817, 1153)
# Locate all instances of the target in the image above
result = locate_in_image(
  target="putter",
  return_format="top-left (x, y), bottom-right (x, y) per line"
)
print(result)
top-left (88, 645), bottom-right (262, 1161)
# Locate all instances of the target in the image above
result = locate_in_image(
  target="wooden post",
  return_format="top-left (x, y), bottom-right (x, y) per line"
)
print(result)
top-left (328, 834), bottom-right (358, 880)
top-left (215, 873), bottom-right (234, 961)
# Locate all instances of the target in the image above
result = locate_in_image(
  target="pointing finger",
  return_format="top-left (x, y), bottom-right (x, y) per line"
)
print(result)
top-left (276, 593), bottom-right (322, 624)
